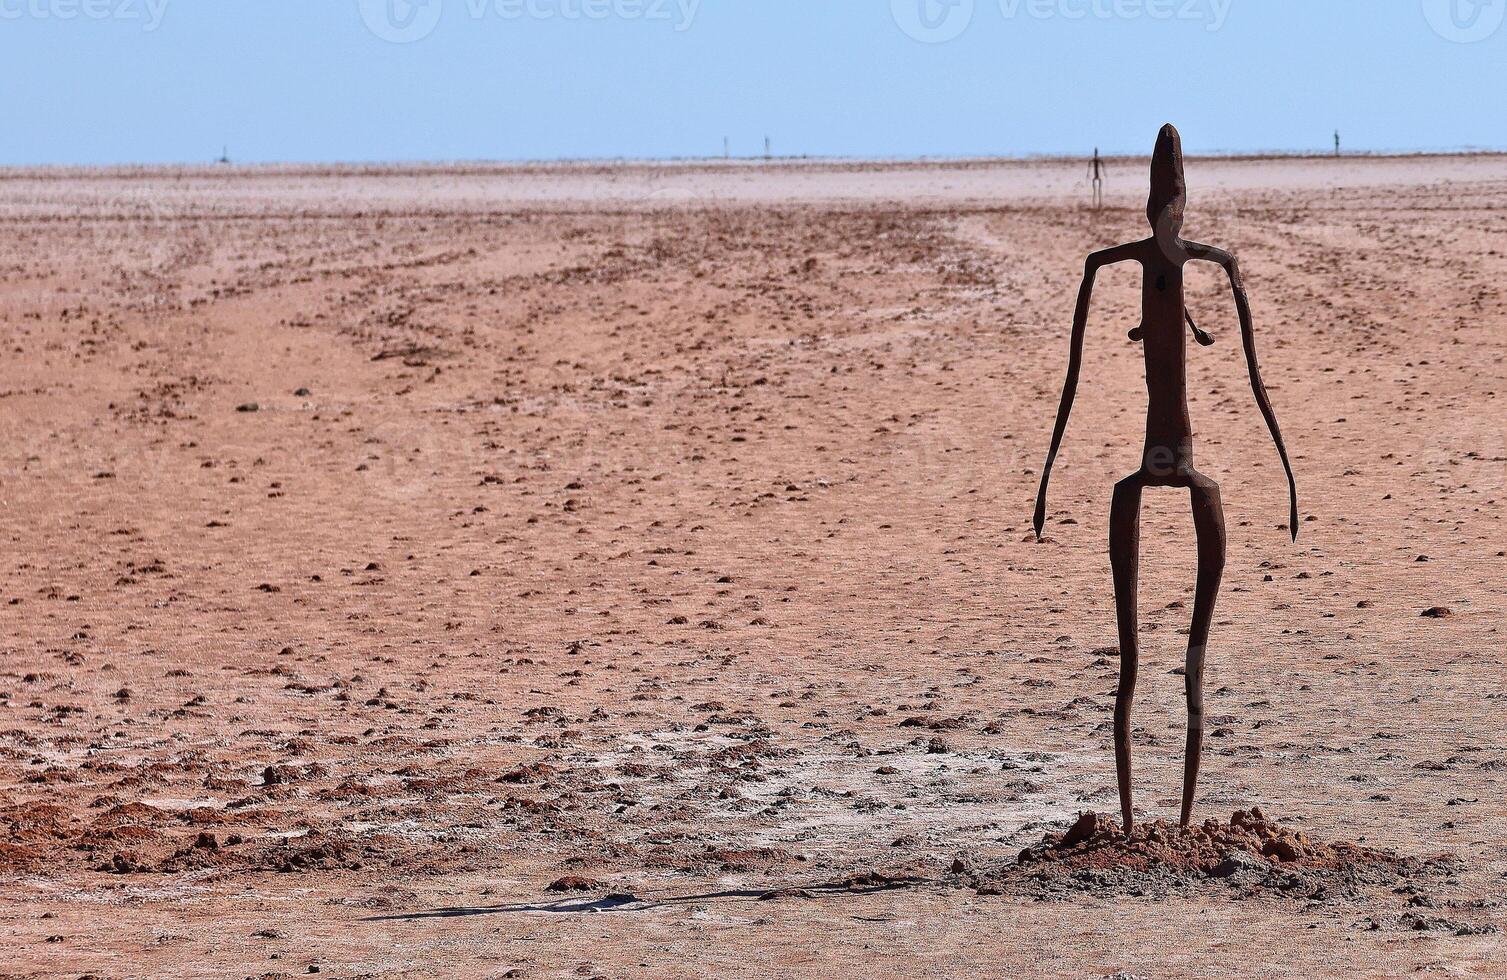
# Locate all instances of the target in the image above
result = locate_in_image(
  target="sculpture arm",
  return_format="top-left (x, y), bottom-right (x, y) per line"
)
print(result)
top-left (1034, 245), bottom-right (1134, 540)
top-left (1185, 310), bottom-right (1214, 346)
top-left (1205, 249), bottom-right (1299, 542)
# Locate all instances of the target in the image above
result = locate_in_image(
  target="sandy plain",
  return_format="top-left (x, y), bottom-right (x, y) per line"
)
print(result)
top-left (2, 154), bottom-right (1506, 978)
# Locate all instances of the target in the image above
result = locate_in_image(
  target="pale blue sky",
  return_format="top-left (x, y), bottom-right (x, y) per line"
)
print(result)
top-left (2, 0), bottom-right (1505, 164)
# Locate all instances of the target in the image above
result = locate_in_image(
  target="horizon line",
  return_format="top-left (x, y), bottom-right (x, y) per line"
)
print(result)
top-left (5, 144), bottom-right (1507, 174)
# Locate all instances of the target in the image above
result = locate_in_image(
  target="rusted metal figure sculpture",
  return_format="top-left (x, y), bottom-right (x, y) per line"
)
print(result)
top-left (1089, 147), bottom-right (1106, 208)
top-left (1034, 124), bottom-right (1299, 833)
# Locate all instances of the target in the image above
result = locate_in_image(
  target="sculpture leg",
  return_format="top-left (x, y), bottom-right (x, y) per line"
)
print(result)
top-left (1109, 474), bottom-right (1144, 835)
top-left (1180, 474), bottom-right (1226, 827)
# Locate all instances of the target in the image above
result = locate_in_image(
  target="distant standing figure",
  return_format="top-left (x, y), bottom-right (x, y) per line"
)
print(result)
top-left (1089, 147), bottom-right (1107, 208)
top-left (1034, 124), bottom-right (1299, 834)
top-left (1334, 130), bottom-right (1341, 157)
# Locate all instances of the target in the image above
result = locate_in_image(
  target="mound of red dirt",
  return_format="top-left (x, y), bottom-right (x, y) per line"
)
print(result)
top-left (1022, 808), bottom-right (1407, 874)
top-left (965, 808), bottom-right (1459, 901)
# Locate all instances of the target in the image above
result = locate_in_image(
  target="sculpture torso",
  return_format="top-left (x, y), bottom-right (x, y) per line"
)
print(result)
top-left (1136, 245), bottom-right (1194, 480)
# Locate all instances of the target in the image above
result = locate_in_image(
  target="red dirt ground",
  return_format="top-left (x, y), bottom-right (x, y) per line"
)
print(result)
top-left (2, 156), bottom-right (1506, 977)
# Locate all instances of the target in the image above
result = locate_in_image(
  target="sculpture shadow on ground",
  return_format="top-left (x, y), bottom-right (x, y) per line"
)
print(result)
top-left (363, 874), bottom-right (930, 921)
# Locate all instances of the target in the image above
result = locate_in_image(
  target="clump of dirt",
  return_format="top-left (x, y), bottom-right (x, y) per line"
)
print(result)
top-left (0, 785), bottom-right (451, 877)
top-left (964, 808), bottom-right (1460, 902)
top-left (0, 801), bottom-right (83, 869)
top-left (252, 829), bottom-right (370, 873)
top-left (1022, 808), bottom-right (1412, 873)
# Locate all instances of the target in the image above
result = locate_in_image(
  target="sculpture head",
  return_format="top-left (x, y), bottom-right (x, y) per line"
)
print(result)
top-left (1147, 123), bottom-right (1185, 240)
